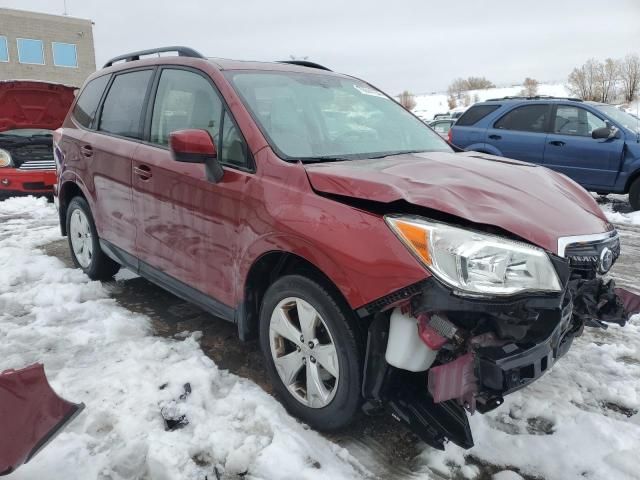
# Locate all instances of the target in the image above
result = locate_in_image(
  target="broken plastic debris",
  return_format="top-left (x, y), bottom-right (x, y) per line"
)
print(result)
top-left (160, 383), bottom-right (191, 431)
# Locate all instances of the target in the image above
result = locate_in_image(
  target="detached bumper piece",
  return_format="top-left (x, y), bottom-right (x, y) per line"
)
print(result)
top-left (361, 275), bottom-right (640, 451)
top-left (0, 364), bottom-right (84, 476)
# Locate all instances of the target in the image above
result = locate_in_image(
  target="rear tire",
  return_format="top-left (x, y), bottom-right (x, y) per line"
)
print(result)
top-left (66, 196), bottom-right (120, 280)
top-left (630, 179), bottom-right (640, 211)
top-left (259, 275), bottom-right (362, 431)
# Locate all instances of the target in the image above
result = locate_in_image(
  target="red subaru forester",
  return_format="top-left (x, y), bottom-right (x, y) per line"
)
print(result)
top-left (54, 47), bottom-right (637, 449)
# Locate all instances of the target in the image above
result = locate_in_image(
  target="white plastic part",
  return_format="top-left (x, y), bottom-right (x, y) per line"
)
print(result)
top-left (385, 308), bottom-right (438, 372)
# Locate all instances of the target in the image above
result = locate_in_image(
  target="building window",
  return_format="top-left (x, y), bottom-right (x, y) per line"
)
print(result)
top-left (17, 38), bottom-right (44, 65)
top-left (0, 36), bottom-right (8, 62)
top-left (52, 42), bottom-right (78, 68)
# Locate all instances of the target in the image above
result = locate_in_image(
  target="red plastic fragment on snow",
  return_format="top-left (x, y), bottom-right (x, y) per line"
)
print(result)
top-left (616, 287), bottom-right (640, 316)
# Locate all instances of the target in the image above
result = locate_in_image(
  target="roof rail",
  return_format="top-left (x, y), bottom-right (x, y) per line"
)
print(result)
top-left (277, 60), bottom-right (332, 71)
top-left (103, 46), bottom-right (205, 68)
top-left (485, 95), bottom-right (583, 102)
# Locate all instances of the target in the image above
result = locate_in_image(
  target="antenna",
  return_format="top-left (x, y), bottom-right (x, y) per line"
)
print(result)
top-left (63, 0), bottom-right (68, 15)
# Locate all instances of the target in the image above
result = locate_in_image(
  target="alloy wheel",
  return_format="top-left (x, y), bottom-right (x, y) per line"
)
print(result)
top-left (269, 297), bottom-right (340, 408)
top-left (69, 209), bottom-right (93, 269)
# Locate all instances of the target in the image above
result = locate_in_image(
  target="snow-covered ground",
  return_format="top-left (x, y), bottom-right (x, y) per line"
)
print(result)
top-left (413, 83), bottom-right (569, 122)
top-left (597, 194), bottom-right (640, 226)
top-left (1, 196), bottom-right (640, 480)
top-left (0, 197), bottom-right (369, 480)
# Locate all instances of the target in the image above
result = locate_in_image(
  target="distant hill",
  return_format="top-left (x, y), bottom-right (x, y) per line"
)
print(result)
top-left (412, 83), bottom-right (570, 121)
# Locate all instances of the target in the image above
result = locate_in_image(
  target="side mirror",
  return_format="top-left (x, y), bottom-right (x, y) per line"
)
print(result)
top-left (592, 126), bottom-right (617, 140)
top-left (169, 129), bottom-right (224, 183)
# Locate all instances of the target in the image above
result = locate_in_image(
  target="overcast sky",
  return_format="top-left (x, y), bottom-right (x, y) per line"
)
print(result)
top-left (2, 0), bottom-right (639, 94)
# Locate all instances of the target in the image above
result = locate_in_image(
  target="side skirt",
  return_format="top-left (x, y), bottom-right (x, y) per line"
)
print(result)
top-left (99, 239), bottom-right (236, 323)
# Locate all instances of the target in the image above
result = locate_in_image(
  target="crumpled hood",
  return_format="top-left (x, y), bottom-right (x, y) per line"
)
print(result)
top-left (304, 151), bottom-right (611, 254)
top-left (0, 81), bottom-right (76, 132)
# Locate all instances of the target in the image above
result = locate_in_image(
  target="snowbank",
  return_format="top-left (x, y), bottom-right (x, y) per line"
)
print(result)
top-left (413, 83), bottom-right (569, 122)
top-left (0, 197), bottom-right (369, 480)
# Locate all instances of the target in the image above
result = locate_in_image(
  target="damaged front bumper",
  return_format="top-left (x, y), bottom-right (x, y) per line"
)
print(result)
top-left (361, 268), bottom-right (640, 450)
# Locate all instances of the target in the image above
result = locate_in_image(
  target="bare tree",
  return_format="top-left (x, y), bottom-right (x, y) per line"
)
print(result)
top-left (447, 94), bottom-right (457, 110)
top-left (520, 77), bottom-right (539, 97)
top-left (620, 54), bottom-right (640, 102)
top-left (596, 58), bottom-right (619, 103)
top-left (568, 59), bottom-right (600, 101)
top-left (462, 93), bottom-right (471, 107)
top-left (447, 78), bottom-right (469, 100)
top-left (465, 77), bottom-right (495, 90)
top-left (473, 93), bottom-right (480, 103)
top-left (398, 90), bottom-right (417, 110)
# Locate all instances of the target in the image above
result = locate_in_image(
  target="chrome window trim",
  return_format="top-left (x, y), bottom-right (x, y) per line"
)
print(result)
top-left (557, 230), bottom-right (618, 258)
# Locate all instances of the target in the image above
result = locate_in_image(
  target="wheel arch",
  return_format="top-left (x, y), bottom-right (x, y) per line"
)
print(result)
top-left (237, 250), bottom-right (360, 341)
top-left (58, 180), bottom-right (89, 236)
top-left (624, 167), bottom-right (640, 194)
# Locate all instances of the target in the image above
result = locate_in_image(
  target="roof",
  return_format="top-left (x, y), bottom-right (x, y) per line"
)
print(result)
top-left (101, 47), bottom-right (341, 75)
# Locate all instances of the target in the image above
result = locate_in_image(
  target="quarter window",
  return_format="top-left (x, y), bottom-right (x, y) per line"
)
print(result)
top-left (553, 105), bottom-right (606, 136)
top-left (17, 38), bottom-right (44, 65)
top-left (494, 104), bottom-right (548, 133)
top-left (52, 42), bottom-right (78, 67)
top-left (99, 70), bottom-right (153, 139)
top-left (0, 36), bottom-right (8, 62)
top-left (456, 105), bottom-right (500, 126)
top-left (150, 69), bottom-right (223, 147)
top-left (73, 74), bottom-right (111, 128)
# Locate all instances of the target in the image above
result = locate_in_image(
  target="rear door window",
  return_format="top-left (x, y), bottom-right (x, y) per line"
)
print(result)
top-left (98, 69), bottom-right (153, 139)
top-left (494, 104), bottom-right (549, 133)
top-left (73, 74), bottom-right (111, 128)
top-left (553, 105), bottom-right (606, 136)
top-left (455, 105), bottom-right (500, 126)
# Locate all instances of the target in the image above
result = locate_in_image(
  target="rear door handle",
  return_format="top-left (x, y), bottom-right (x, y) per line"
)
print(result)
top-left (80, 145), bottom-right (93, 157)
top-left (488, 134), bottom-right (501, 140)
top-left (133, 165), bottom-right (152, 180)
top-left (549, 140), bottom-right (566, 147)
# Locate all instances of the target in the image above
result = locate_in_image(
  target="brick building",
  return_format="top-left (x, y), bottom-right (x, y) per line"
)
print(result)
top-left (0, 8), bottom-right (96, 87)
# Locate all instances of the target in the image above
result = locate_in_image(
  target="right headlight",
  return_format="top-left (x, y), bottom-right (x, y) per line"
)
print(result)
top-left (385, 215), bottom-right (562, 296)
top-left (0, 149), bottom-right (11, 168)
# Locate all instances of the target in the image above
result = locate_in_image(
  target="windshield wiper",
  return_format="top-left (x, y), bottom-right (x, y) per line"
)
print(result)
top-left (299, 156), bottom-right (352, 164)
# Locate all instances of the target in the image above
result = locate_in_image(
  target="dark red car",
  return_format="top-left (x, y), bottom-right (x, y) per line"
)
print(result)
top-left (0, 81), bottom-right (76, 199)
top-left (54, 47), bottom-right (637, 449)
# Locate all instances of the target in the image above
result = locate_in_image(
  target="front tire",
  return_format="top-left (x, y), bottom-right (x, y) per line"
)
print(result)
top-left (259, 275), bottom-right (362, 431)
top-left (66, 196), bottom-right (120, 280)
top-left (630, 178), bottom-right (640, 211)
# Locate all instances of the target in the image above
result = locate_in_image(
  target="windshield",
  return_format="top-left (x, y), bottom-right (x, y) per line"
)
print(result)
top-left (225, 71), bottom-right (452, 161)
top-left (594, 105), bottom-right (640, 132)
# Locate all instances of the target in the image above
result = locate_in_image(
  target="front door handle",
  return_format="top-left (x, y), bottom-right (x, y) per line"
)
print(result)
top-left (133, 165), bottom-right (152, 180)
top-left (488, 134), bottom-right (501, 140)
top-left (549, 140), bottom-right (566, 147)
top-left (80, 145), bottom-right (93, 157)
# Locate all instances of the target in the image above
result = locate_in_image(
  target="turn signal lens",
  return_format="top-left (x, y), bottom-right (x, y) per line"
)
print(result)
top-left (386, 217), bottom-right (432, 266)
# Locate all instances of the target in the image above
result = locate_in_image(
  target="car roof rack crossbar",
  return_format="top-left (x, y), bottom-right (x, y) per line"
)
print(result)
top-left (103, 46), bottom-right (205, 68)
top-left (485, 95), bottom-right (583, 102)
top-left (277, 60), bottom-right (332, 71)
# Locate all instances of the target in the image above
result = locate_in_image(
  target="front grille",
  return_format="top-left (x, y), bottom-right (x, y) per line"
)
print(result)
top-left (9, 144), bottom-right (56, 170)
top-left (564, 234), bottom-right (620, 276)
